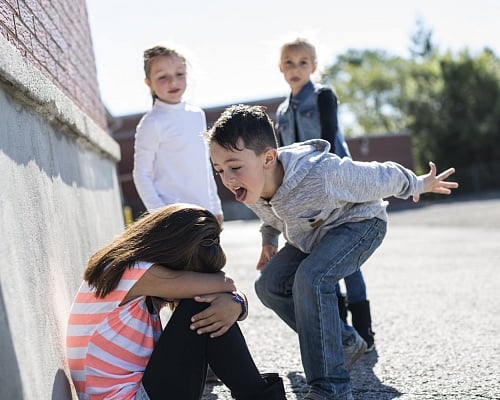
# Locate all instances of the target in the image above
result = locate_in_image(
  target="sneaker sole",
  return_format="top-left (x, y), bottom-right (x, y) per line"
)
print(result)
top-left (345, 340), bottom-right (367, 369)
top-left (365, 343), bottom-right (376, 353)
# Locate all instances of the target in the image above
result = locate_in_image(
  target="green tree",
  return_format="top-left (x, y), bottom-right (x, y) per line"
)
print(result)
top-left (322, 25), bottom-right (500, 191)
top-left (409, 18), bottom-right (435, 59)
top-left (409, 49), bottom-right (500, 187)
top-left (322, 49), bottom-right (412, 136)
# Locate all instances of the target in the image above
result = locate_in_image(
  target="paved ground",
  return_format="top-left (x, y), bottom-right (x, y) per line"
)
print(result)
top-left (201, 192), bottom-right (500, 400)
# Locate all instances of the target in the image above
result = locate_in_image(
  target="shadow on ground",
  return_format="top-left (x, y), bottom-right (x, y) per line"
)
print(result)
top-left (350, 350), bottom-right (401, 400)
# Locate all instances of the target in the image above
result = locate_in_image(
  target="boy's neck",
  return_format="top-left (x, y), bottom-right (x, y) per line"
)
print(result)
top-left (262, 161), bottom-right (284, 201)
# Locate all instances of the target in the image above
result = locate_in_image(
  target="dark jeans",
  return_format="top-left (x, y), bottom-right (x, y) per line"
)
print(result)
top-left (142, 299), bottom-right (267, 400)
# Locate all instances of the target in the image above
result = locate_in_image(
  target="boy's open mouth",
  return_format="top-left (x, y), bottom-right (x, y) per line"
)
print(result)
top-left (235, 187), bottom-right (247, 202)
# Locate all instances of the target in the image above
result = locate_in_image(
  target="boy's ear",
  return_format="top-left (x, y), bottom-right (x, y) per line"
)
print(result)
top-left (312, 62), bottom-right (318, 74)
top-left (144, 77), bottom-right (152, 89)
top-left (263, 149), bottom-right (278, 168)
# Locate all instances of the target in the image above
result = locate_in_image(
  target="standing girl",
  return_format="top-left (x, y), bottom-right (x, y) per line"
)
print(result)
top-left (66, 203), bottom-right (286, 399)
top-left (133, 46), bottom-right (223, 224)
top-left (275, 38), bottom-right (375, 353)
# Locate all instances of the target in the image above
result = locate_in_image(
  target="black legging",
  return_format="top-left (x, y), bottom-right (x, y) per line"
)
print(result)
top-left (142, 299), bottom-right (268, 399)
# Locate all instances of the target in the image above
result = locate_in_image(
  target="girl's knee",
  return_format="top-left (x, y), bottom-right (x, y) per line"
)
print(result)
top-left (173, 298), bottom-right (209, 317)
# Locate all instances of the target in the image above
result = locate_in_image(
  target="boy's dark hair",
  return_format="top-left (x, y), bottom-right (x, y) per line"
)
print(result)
top-left (84, 203), bottom-right (225, 298)
top-left (206, 104), bottom-right (278, 155)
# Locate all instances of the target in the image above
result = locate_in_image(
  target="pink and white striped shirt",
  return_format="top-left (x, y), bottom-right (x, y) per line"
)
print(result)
top-left (67, 261), bottom-right (162, 400)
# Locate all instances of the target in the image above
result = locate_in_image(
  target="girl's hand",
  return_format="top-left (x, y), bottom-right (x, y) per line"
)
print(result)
top-left (256, 244), bottom-right (278, 270)
top-left (190, 293), bottom-right (241, 338)
top-left (413, 161), bottom-right (459, 202)
top-left (216, 214), bottom-right (224, 226)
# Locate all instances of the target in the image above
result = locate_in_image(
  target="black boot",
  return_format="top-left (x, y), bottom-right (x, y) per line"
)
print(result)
top-left (337, 294), bottom-right (348, 323)
top-left (232, 373), bottom-right (286, 400)
top-left (348, 300), bottom-right (375, 352)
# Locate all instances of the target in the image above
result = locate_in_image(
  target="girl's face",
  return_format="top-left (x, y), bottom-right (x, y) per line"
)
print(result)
top-left (210, 140), bottom-right (277, 205)
top-left (145, 55), bottom-right (187, 104)
top-left (279, 48), bottom-right (317, 95)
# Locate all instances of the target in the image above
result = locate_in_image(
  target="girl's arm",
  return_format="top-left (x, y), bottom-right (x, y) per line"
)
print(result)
top-left (317, 88), bottom-right (339, 153)
top-left (133, 119), bottom-right (164, 210)
top-left (123, 264), bottom-right (236, 303)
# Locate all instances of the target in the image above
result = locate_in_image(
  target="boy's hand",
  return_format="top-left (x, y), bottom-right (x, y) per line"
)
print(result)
top-left (256, 244), bottom-right (278, 270)
top-left (190, 292), bottom-right (240, 338)
top-left (413, 161), bottom-right (459, 202)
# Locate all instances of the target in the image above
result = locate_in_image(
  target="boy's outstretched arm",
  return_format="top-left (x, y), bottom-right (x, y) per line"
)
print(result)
top-left (413, 161), bottom-right (459, 202)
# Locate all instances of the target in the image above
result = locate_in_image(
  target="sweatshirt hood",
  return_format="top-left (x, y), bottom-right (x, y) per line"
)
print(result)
top-left (276, 139), bottom-right (331, 197)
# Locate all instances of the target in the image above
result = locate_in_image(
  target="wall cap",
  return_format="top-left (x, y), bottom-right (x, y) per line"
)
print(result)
top-left (0, 36), bottom-right (120, 162)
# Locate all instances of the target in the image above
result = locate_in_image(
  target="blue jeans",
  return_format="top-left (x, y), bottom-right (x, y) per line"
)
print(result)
top-left (336, 270), bottom-right (367, 304)
top-left (255, 218), bottom-right (386, 399)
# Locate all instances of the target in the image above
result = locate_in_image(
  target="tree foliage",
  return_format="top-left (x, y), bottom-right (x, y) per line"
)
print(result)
top-left (321, 24), bottom-right (500, 190)
top-left (322, 49), bottom-right (411, 136)
top-left (409, 49), bottom-right (500, 169)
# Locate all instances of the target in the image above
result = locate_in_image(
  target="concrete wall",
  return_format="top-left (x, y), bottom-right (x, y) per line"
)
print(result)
top-left (0, 23), bottom-right (124, 400)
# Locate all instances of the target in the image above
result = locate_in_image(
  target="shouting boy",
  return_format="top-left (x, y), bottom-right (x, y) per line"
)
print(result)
top-left (206, 105), bottom-right (458, 400)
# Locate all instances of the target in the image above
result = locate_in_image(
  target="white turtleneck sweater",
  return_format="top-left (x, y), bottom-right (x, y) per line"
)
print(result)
top-left (133, 100), bottom-right (223, 216)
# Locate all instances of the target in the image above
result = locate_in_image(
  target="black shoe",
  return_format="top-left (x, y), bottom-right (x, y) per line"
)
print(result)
top-left (206, 366), bottom-right (220, 383)
top-left (232, 373), bottom-right (286, 400)
top-left (348, 300), bottom-right (375, 352)
top-left (337, 294), bottom-right (348, 323)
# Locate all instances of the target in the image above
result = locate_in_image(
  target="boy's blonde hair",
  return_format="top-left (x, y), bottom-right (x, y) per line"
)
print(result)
top-left (280, 38), bottom-right (317, 64)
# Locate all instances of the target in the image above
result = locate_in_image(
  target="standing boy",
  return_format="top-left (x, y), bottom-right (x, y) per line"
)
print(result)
top-left (205, 105), bottom-right (458, 400)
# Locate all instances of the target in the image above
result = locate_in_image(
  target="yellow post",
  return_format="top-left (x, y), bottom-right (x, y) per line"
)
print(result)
top-left (123, 206), bottom-right (134, 227)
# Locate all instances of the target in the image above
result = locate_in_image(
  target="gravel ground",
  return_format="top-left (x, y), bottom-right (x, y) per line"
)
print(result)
top-left (201, 192), bottom-right (500, 400)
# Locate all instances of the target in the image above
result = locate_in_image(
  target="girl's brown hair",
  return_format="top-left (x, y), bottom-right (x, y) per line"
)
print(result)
top-left (84, 203), bottom-right (225, 298)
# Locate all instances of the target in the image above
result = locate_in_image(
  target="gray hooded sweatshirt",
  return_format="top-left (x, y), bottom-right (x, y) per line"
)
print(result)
top-left (248, 139), bottom-right (425, 253)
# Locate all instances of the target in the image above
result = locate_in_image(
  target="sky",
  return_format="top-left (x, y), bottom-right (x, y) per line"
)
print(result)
top-left (86, 0), bottom-right (499, 117)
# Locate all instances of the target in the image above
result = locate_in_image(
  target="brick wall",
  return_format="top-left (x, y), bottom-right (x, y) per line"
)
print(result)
top-left (0, 0), bottom-right (107, 129)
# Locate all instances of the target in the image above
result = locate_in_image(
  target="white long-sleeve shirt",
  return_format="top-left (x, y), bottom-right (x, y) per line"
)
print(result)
top-left (133, 100), bottom-right (223, 216)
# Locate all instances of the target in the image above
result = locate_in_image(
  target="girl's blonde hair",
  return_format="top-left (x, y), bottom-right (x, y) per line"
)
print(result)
top-left (280, 38), bottom-right (317, 64)
top-left (84, 203), bottom-right (225, 298)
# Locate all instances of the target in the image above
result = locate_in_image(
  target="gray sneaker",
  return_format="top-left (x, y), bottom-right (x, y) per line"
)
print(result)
top-left (343, 330), bottom-right (367, 369)
top-left (304, 389), bottom-right (354, 400)
top-left (303, 391), bottom-right (328, 400)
